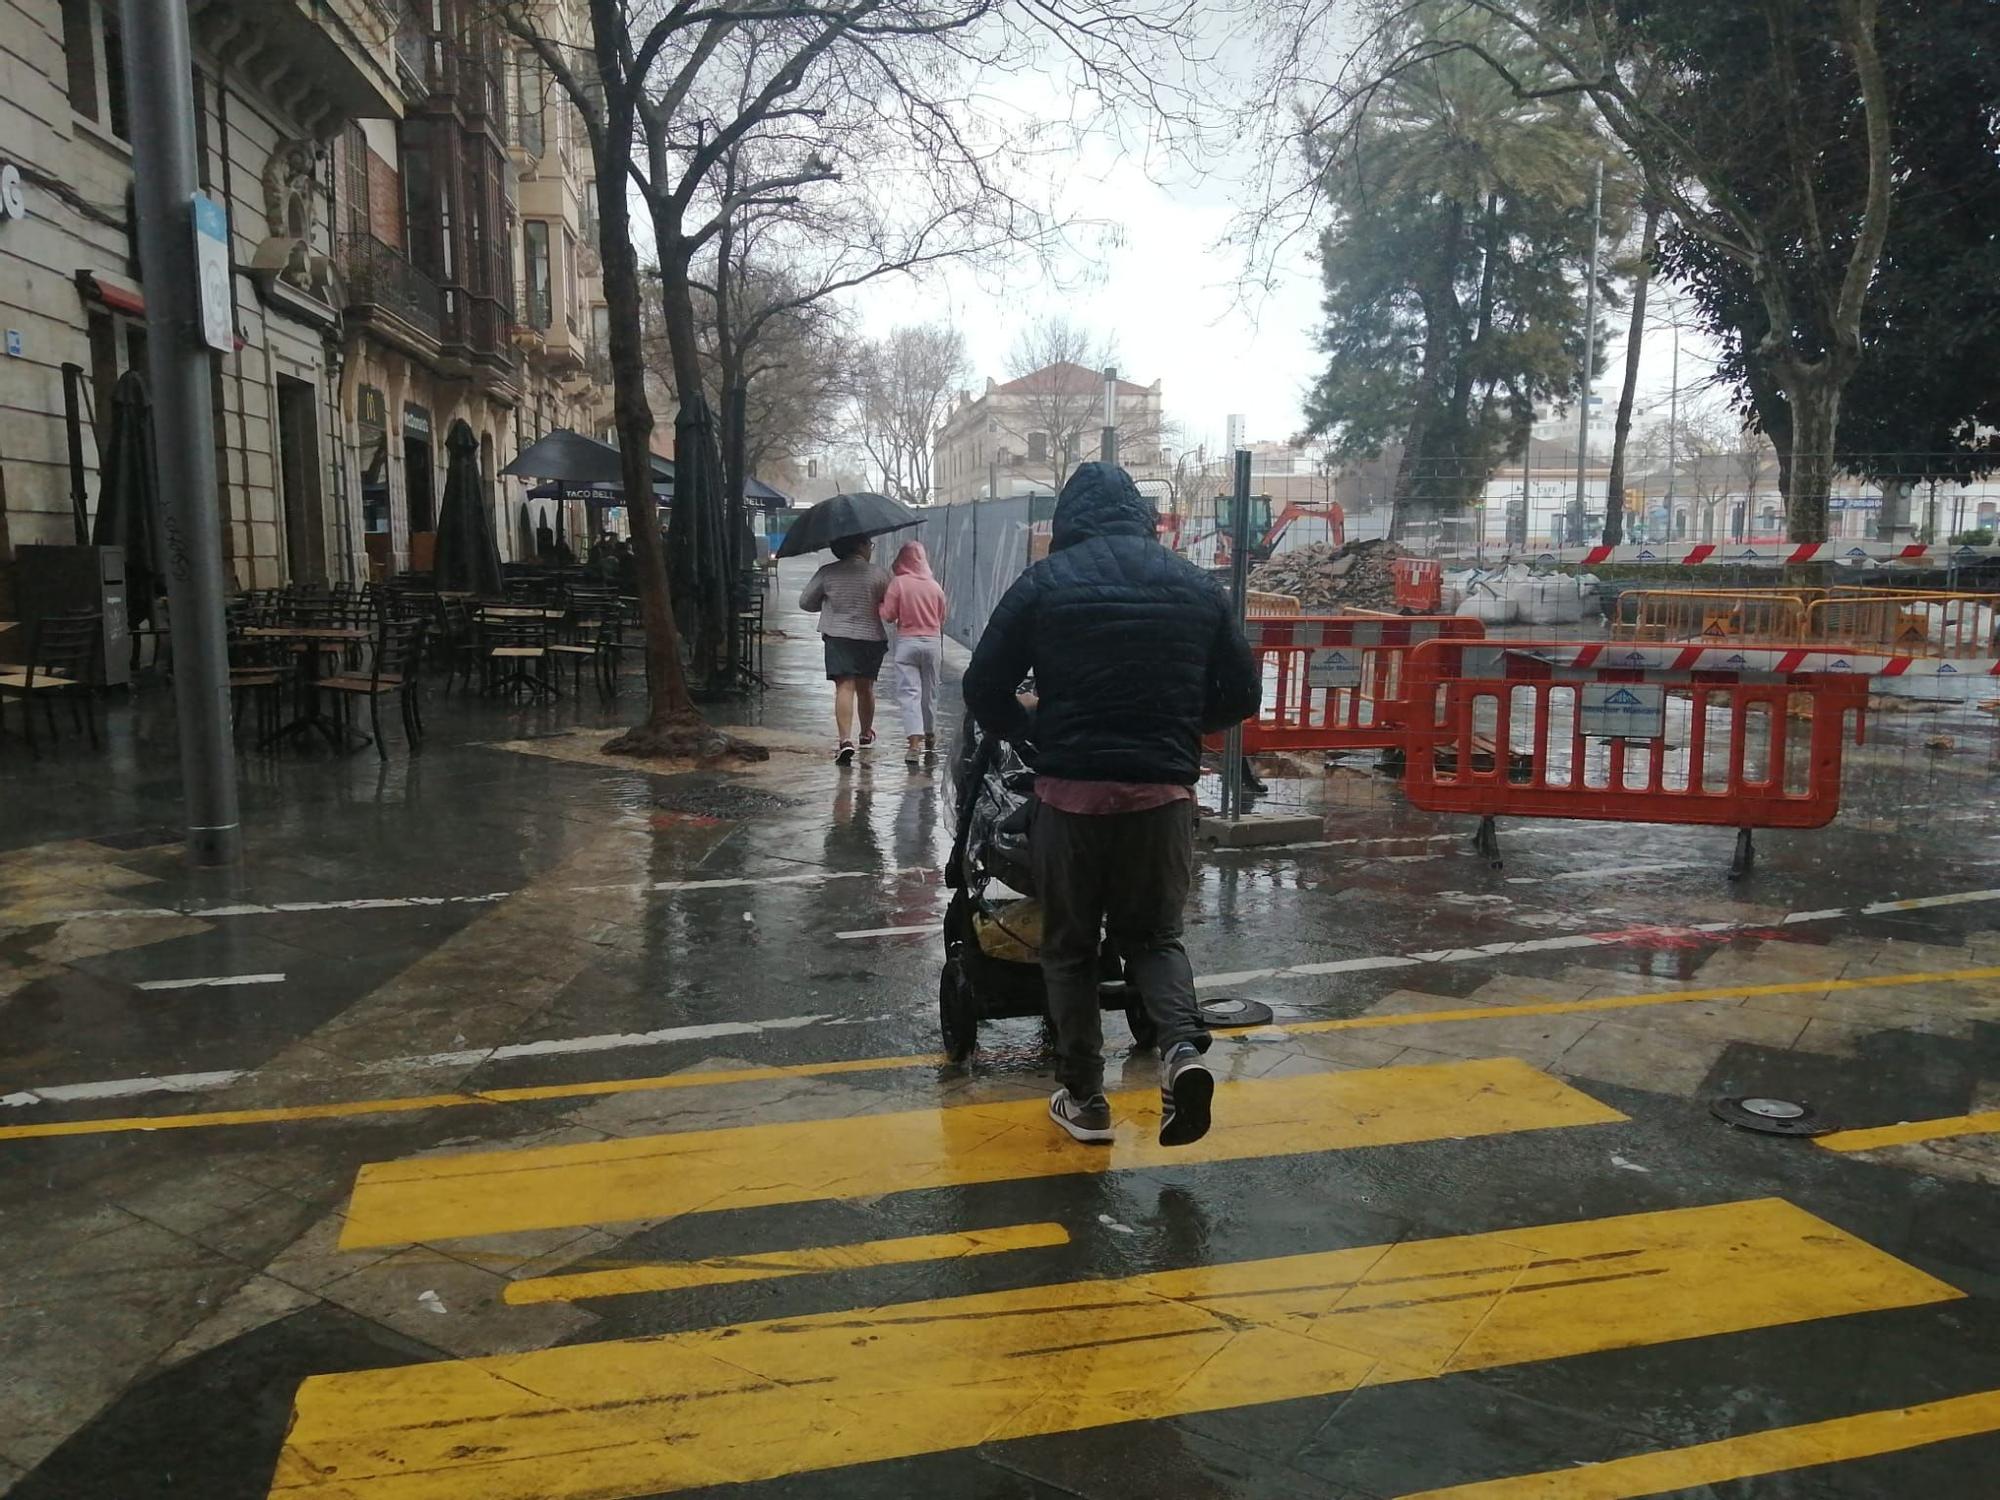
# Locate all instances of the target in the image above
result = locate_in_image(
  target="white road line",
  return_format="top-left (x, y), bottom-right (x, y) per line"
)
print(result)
top-left (1188, 887), bottom-right (2000, 989)
top-left (381, 1013), bottom-right (836, 1071)
top-left (12, 885), bottom-right (1997, 1114)
top-left (1, 1070), bottom-right (249, 1107)
top-left (134, 973), bottom-right (285, 992)
top-left (1542, 861), bottom-right (1704, 882)
top-left (836, 925), bottom-right (934, 940)
top-left (47, 868), bottom-right (929, 923)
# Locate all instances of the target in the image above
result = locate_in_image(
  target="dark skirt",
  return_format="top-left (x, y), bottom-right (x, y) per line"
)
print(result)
top-left (823, 634), bottom-right (888, 681)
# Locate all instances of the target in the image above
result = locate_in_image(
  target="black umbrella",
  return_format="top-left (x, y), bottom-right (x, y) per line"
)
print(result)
top-left (774, 491), bottom-right (922, 559)
top-left (91, 370), bottom-right (162, 626)
top-left (434, 419), bottom-right (503, 595)
top-left (516, 501), bottom-right (534, 563)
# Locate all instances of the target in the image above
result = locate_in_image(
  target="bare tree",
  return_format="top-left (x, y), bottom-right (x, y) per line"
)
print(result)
top-left (851, 324), bottom-right (968, 506)
top-left (503, 1), bottom-right (1208, 727)
top-left (1001, 316), bottom-right (1164, 491)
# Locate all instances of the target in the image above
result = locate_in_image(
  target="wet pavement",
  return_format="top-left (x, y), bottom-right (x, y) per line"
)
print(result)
top-left (4, 561), bottom-right (2000, 1497)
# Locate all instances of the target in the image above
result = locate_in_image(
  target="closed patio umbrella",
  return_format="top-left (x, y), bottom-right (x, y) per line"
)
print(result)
top-left (91, 369), bottom-right (161, 626)
top-left (434, 419), bottom-right (502, 596)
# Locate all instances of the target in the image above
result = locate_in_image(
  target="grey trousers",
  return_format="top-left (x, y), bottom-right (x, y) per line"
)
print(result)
top-left (1031, 798), bottom-right (1207, 1099)
top-left (892, 634), bottom-right (940, 739)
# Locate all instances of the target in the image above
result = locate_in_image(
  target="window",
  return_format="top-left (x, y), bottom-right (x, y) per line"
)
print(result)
top-left (516, 51), bottom-right (545, 156)
top-left (356, 387), bottom-right (389, 535)
top-left (523, 220), bottom-right (552, 329)
top-left (62, 0), bottom-right (96, 119)
top-left (562, 228), bottom-right (578, 330)
top-left (1028, 431), bottom-right (1048, 465)
top-left (342, 124), bottom-right (372, 241)
top-left (63, 0), bottom-right (129, 138)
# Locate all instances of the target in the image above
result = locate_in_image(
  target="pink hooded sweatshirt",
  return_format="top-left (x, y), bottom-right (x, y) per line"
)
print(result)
top-left (878, 541), bottom-right (947, 636)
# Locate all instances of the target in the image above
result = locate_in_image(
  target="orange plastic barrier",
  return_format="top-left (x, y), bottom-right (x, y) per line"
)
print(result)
top-left (1219, 615), bottom-right (1486, 756)
top-left (1393, 557), bottom-right (1443, 614)
top-left (1401, 639), bottom-right (1869, 876)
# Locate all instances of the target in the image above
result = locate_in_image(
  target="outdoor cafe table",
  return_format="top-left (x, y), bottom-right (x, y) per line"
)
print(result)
top-left (243, 625), bottom-right (370, 751)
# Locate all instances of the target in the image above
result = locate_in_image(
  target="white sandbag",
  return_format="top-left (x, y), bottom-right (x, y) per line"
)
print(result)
top-left (1520, 574), bottom-right (1586, 626)
top-left (1455, 574), bottom-right (1519, 624)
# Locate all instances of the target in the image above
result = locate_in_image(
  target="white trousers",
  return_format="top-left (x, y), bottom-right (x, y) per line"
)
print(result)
top-left (893, 634), bottom-right (941, 739)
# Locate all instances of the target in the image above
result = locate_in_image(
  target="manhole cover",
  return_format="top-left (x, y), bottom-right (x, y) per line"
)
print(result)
top-left (1710, 1095), bottom-right (1836, 1137)
top-left (1198, 997), bottom-right (1275, 1028)
top-left (653, 786), bottom-right (797, 819)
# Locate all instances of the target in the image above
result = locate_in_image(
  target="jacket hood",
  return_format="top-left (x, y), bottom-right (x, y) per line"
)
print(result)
top-left (892, 540), bottom-right (934, 579)
top-left (1051, 462), bottom-right (1154, 550)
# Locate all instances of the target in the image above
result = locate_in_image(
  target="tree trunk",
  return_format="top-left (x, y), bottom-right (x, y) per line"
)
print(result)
top-left (1876, 476), bottom-right (1913, 542)
top-left (585, 0), bottom-right (762, 764)
top-left (1604, 202), bottom-right (1659, 545)
top-left (1783, 371), bottom-right (1839, 543)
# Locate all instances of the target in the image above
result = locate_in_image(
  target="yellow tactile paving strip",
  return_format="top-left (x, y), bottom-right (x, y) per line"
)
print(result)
top-left (268, 1198), bottom-right (1961, 1500)
top-left (1399, 1387), bottom-right (2000, 1498)
top-left (336, 1057), bottom-right (1626, 1249)
top-left (502, 1221), bottom-right (1070, 1305)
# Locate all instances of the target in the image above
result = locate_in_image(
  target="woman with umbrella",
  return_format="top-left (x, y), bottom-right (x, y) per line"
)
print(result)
top-left (799, 535), bottom-right (891, 763)
top-left (783, 491), bottom-right (923, 766)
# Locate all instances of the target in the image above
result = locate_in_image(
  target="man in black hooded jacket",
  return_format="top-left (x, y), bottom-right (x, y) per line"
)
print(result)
top-left (963, 461), bottom-right (1261, 1147)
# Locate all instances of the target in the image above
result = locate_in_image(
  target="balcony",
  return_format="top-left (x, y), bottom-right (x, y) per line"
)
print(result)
top-left (394, 12), bottom-right (509, 141)
top-left (338, 233), bottom-right (443, 344)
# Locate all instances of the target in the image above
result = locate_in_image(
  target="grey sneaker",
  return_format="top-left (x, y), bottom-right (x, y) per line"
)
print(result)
top-left (1049, 1088), bottom-right (1114, 1144)
top-left (1159, 1042), bottom-right (1214, 1147)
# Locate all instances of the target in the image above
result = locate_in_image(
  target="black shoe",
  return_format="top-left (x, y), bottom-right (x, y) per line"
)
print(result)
top-left (905, 755), bottom-right (921, 770)
top-left (1049, 1088), bottom-right (1114, 1144)
top-left (1158, 1043), bottom-right (1213, 1147)
top-left (834, 740), bottom-right (855, 766)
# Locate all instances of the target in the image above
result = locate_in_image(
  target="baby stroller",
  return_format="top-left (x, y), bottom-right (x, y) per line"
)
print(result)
top-left (938, 714), bottom-right (1142, 1061)
top-left (938, 714), bottom-right (1271, 1062)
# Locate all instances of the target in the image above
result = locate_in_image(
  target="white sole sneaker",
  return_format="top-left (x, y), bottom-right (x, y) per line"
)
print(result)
top-left (1159, 1056), bottom-right (1214, 1147)
top-left (1049, 1089), bottom-right (1115, 1144)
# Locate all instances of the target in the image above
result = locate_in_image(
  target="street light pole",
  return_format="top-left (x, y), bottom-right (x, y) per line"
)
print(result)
top-left (1100, 366), bottom-right (1118, 465)
top-left (120, 0), bottom-right (242, 866)
top-left (1571, 157), bottom-right (1604, 546)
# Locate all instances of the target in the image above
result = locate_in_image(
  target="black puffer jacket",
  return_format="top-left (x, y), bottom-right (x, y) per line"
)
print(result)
top-left (962, 462), bottom-right (1261, 786)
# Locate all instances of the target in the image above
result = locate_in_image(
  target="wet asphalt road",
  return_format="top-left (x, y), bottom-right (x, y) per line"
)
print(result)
top-left (2, 560), bottom-right (2000, 1497)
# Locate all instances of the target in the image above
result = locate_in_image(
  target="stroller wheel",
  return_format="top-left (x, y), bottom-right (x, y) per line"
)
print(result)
top-left (939, 959), bottom-right (978, 1063)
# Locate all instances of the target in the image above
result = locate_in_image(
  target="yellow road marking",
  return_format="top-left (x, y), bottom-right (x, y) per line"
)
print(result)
top-left (337, 1057), bottom-right (1623, 1249)
top-left (267, 1199), bottom-right (1961, 1499)
top-left (1277, 962), bottom-right (2000, 1038)
top-left (1817, 1109), bottom-right (2000, 1154)
top-left (503, 1221), bottom-right (1069, 1305)
top-left (7, 963), bottom-right (1996, 1144)
top-left (1396, 1387), bottom-right (2000, 1498)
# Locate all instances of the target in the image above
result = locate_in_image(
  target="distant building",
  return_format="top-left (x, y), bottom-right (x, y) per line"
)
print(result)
top-left (933, 361), bottom-right (1163, 504)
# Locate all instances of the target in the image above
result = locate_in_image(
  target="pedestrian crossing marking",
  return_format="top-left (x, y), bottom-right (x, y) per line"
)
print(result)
top-left (1396, 1386), bottom-right (2000, 1498)
top-left (336, 1057), bottom-right (1627, 1249)
top-left (268, 1198), bottom-right (1960, 1499)
top-left (1817, 1109), bottom-right (2000, 1154)
top-left (502, 1221), bottom-right (1070, 1304)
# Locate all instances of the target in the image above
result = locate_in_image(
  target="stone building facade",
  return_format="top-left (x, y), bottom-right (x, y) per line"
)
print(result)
top-left (932, 360), bottom-right (1164, 505)
top-left (0, 0), bottom-right (611, 593)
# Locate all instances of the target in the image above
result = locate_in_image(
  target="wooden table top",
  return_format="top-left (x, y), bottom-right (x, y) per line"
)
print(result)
top-left (477, 606), bottom-right (568, 620)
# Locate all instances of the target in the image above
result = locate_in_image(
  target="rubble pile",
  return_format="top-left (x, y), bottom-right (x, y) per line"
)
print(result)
top-left (1249, 538), bottom-right (1407, 610)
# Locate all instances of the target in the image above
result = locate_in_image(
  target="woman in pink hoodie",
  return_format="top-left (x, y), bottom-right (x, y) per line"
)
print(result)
top-left (878, 540), bottom-right (948, 768)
